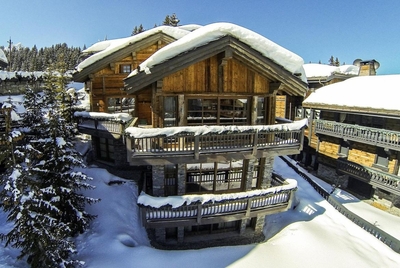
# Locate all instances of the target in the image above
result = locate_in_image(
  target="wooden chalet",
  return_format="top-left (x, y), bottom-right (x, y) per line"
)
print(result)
top-left (300, 66), bottom-right (400, 210)
top-left (73, 23), bottom-right (309, 246)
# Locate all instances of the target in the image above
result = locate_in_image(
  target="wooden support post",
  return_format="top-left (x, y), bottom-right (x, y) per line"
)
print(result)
top-left (197, 203), bottom-right (202, 224)
top-left (194, 136), bottom-right (200, 160)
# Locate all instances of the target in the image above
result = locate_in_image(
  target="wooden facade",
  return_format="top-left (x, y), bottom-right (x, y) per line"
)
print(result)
top-left (73, 25), bottom-right (308, 246)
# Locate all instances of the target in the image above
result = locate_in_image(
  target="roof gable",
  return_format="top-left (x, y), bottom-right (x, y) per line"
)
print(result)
top-left (124, 24), bottom-right (308, 96)
top-left (73, 26), bottom-right (189, 82)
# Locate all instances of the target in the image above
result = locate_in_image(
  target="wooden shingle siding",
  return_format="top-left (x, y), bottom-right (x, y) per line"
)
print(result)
top-left (162, 57), bottom-right (270, 94)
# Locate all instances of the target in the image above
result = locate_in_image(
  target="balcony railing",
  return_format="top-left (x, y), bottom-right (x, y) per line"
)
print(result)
top-left (315, 119), bottom-right (400, 151)
top-left (74, 112), bottom-right (137, 135)
top-left (127, 119), bottom-right (308, 159)
top-left (337, 158), bottom-right (400, 195)
top-left (138, 175), bottom-right (297, 228)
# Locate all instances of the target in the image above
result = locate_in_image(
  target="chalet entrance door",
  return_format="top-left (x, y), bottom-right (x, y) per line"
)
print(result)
top-left (137, 101), bottom-right (152, 125)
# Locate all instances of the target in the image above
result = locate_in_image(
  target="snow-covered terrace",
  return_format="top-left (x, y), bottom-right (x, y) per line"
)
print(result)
top-left (125, 119), bottom-right (308, 162)
top-left (138, 176), bottom-right (297, 227)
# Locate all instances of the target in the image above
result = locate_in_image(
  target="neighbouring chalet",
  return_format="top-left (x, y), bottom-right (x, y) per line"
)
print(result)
top-left (0, 71), bottom-right (45, 95)
top-left (300, 68), bottom-right (400, 209)
top-left (73, 23), bottom-right (309, 246)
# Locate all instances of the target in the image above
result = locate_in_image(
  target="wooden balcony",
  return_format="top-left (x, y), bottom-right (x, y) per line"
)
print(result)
top-left (126, 119), bottom-right (307, 164)
top-left (315, 119), bottom-right (400, 151)
top-left (337, 158), bottom-right (400, 195)
top-left (74, 112), bottom-right (137, 138)
top-left (138, 174), bottom-right (297, 228)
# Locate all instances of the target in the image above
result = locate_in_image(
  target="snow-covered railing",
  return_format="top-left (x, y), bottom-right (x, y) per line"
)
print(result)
top-left (138, 178), bottom-right (297, 227)
top-left (74, 111), bottom-right (136, 134)
top-left (126, 119), bottom-right (307, 159)
top-left (281, 156), bottom-right (400, 254)
top-left (328, 197), bottom-right (400, 253)
top-left (315, 119), bottom-right (400, 151)
top-left (337, 159), bottom-right (400, 195)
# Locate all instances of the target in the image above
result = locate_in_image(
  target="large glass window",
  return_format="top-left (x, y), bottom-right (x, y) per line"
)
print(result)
top-left (186, 161), bottom-right (243, 193)
top-left (187, 97), bottom-right (249, 126)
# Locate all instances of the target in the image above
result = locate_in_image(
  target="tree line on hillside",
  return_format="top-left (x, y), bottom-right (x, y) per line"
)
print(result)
top-left (0, 43), bottom-right (83, 72)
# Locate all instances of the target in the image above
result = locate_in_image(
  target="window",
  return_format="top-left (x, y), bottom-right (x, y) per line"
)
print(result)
top-left (338, 140), bottom-right (350, 158)
top-left (187, 97), bottom-right (249, 126)
top-left (164, 96), bottom-right (177, 127)
top-left (187, 98), bottom-right (217, 125)
top-left (96, 137), bottom-right (114, 162)
top-left (120, 64), bottom-right (131, 73)
top-left (186, 161), bottom-right (243, 193)
top-left (256, 97), bottom-right (266, 124)
top-left (164, 165), bottom-right (177, 196)
top-left (373, 147), bottom-right (389, 171)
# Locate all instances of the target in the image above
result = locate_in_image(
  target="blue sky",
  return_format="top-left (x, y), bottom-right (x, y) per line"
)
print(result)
top-left (1, 0), bottom-right (399, 74)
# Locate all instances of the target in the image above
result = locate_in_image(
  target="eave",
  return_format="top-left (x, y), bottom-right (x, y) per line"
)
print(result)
top-left (302, 103), bottom-right (400, 118)
top-left (73, 32), bottom-right (178, 82)
top-left (123, 36), bottom-right (308, 96)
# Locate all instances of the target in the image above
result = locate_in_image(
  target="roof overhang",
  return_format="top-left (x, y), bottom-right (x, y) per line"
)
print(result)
top-left (124, 36), bottom-right (308, 96)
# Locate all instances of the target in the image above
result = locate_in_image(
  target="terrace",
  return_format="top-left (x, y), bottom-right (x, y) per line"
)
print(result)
top-left (125, 119), bottom-right (307, 164)
top-left (138, 173), bottom-right (297, 228)
top-left (315, 119), bottom-right (400, 151)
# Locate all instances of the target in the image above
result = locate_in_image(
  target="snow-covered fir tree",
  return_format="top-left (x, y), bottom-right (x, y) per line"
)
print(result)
top-left (162, 13), bottom-right (180, 27)
top-left (0, 65), bottom-right (98, 267)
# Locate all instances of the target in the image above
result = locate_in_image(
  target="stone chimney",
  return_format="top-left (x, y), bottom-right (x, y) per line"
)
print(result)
top-left (353, 59), bottom-right (380, 76)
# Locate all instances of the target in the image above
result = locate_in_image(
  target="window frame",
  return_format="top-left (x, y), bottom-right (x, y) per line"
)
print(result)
top-left (186, 96), bottom-right (250, 126)
top-left (119, 64), bottom-right (132, 74)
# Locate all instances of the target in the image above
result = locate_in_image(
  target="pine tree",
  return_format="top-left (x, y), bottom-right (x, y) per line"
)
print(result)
top-left (334, 57), bottom-right (340, 67)
top-left (0, 62), bottom-right (98, 267)
top-left (169, 13), bottom-right (180, 27)
top-left (162, 13), bottom-right (180, 27)
top-left (131, 24), bottom-right (145, 36)
top-left (162, 15), bottom-right (171, 26)
top-left (328, 56), bottom-right (335, 66)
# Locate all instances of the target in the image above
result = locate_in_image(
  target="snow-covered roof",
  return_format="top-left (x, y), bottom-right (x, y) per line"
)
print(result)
top-left (74, 111), bottom-right (132, 123)
top-left (303, 63), bottom-right (359, 78)
top-left (128, 22), bottom-right (307, 82)
top-left (126, 118), bottom-right (308, 138)
top-left (0, 70), bottom-right (45, 81)
top-left (303, 74), bottom-right (400, 112)
top-left (77, 26), bottom-right (191, 72)
top-left (0, 49), bottom-right (8, 65)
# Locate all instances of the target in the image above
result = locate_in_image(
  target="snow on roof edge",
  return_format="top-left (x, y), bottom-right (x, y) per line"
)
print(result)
top-left (77, 26), bottom-right (191, 72)
top-left (303, 74), bottom-right (400, 111)
top-left (128, 22), bottom-right (307, 82)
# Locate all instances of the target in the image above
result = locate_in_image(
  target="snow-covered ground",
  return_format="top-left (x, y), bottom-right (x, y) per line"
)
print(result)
top-left (2, 155), bottom-right (400, 267)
